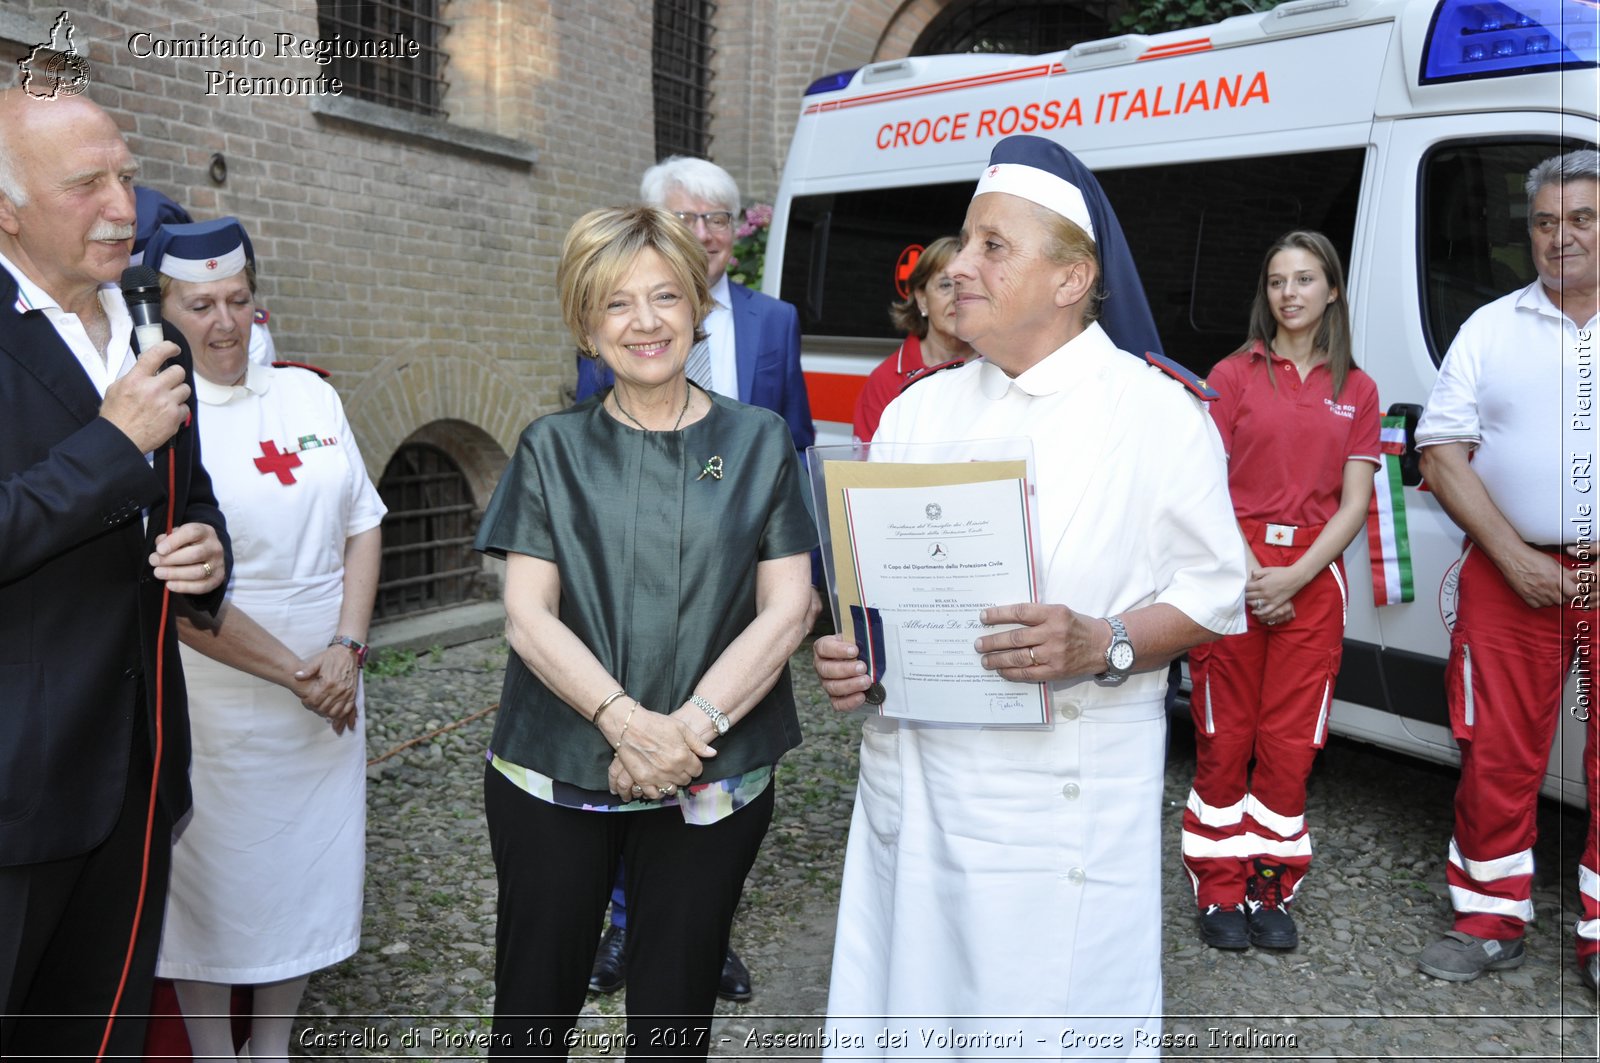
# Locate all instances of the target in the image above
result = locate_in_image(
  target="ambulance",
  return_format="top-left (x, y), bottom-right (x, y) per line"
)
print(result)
top-left (767, 0), bottom-right (1598, 803)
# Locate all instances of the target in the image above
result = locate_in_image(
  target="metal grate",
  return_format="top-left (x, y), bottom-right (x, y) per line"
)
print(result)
top-left (653, 0), bottom-right (717, 159)
top-left (374, 443), bottom-right (483, 620)
top-left (915, 0), bottom-right (1113, 55)
top-left (317, 0), bottom-right (451, 118)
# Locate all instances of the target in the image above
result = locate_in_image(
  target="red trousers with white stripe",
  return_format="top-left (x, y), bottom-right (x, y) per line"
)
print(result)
top-left (1443, 545), bottom-right (1600, 960)
top-left (1182, 529), bottom-right (1346, 911)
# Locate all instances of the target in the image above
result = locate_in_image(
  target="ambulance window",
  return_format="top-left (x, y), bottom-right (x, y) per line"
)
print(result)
top-left (1098, 148), bottom-right (1364, 376)
top-left (780, 182), bottom-right (975, 340)
top-left (1420, 139), bottom-right (1582, 365)
top-left (780, 148), bottom-right (1364, 376)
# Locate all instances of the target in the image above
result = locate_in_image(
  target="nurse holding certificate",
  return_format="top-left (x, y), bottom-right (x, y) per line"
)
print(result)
top-left (812, 136), bottom-right (1247, 1057)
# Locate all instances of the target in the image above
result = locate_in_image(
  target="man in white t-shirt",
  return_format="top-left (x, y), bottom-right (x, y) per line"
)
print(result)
top-left (1414, 149), bottom-right (1599, 993)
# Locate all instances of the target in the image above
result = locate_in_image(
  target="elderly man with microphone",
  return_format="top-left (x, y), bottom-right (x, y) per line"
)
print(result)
top-left (0, 89), bottom-right (229, 1058)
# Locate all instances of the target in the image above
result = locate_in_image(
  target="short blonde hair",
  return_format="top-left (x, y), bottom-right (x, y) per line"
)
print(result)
top-left (558, 206), bottom-right (712, 354)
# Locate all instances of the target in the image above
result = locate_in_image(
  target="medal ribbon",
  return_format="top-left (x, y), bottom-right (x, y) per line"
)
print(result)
top-left (848, 605), bottom-right (888, 703)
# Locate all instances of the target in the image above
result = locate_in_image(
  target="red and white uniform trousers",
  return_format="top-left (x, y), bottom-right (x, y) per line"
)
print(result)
top-left (1182, 519), bottom-right (1346, 911)
top-left (1443, 543), bottom-right (1600, 962)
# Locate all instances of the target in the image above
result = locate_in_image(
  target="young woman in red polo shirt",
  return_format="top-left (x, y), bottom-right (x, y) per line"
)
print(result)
top-left (1181, 230), bottom-right (1382, 951)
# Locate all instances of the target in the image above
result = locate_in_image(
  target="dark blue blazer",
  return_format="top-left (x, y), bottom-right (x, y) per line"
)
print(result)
top-left (576, 281), bottom-right (815, 456)
top-left (0, 268), bottom-right (230, 866)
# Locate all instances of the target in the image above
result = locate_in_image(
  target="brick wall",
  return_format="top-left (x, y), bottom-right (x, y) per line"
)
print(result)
top-left (2, 0), bottom-right (942, 563)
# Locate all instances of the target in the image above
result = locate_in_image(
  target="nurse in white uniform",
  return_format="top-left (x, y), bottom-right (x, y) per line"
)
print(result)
top-left (147, 218), bottom-right (385, 1063)
top-left (813, 136), bottom-right (1246, 1059)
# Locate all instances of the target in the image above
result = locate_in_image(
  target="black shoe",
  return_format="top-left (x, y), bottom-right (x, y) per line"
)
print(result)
top-left (717, 945), bottom-right (753, 1002)
top-left (588, 924), bottom-right (626, 994)
top-left (1246, 903), bottom-right (1299, 949)
top-left (1198, 904), bottom-right (1250, 950)
top-left (1246, 862), bottom-right (1299, 949)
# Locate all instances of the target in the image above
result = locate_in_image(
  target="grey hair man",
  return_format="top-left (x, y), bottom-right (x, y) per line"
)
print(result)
top-left (1415, 147), bottom-right (1599, 991)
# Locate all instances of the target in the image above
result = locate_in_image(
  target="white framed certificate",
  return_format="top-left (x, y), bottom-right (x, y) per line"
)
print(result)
top-left (808, 439), bottom-right (1050, 726)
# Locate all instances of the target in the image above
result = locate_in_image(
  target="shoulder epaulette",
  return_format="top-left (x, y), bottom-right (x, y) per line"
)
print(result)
top-left (899, 356), bottom-right (978, 396)
top-left (1144, 350), bottom-right (1217, 401)
top-left (271, 359), bottom-right (331, 379)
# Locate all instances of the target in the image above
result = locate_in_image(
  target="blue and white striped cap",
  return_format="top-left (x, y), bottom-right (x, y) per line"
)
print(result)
top-left (973, 135), bottom-right (1095, 242)
top-left (145, 217), bottom-right (255, 283)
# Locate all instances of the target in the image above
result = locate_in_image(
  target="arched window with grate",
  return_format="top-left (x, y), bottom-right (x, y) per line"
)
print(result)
top-left (915, 0), bottom-right (1114, 55)
top-left (375, 442), bottom-right (484, 619)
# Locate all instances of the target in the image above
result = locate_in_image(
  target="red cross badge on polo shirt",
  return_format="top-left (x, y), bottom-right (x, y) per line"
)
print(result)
top-left (255, 440), bottom-right (302, 485)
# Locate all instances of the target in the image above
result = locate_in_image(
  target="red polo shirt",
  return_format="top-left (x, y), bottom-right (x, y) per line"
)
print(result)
top-left (1207, 341), bottom-right (1382, 526)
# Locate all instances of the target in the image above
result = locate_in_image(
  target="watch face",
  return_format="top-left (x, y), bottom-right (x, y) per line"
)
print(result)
top-left (1110, 641), bottom-right (1136, 671)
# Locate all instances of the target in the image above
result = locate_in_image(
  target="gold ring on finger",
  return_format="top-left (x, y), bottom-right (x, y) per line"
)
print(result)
top-left (202, 561), bottom-right (213, 577)
top-left (1027, 646), bottom-right (1039, 666)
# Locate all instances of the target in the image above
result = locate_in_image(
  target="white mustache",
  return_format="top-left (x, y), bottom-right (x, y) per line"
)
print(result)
top-left (87, 222), bottom-right (134, 241)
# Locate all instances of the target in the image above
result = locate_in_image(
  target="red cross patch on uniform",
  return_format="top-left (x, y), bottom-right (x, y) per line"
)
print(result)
top-left (254, 440), bottom-right (301, 485)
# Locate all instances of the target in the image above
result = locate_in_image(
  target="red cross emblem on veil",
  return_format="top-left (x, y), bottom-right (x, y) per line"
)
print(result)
top-left (1269, 527), bottom-right (1288, 544)
top-left (254, 440), bottom-right (301, 485)
top-left (987, 166), bottom-right (1000, 178)
top-left (206, 259), bottom-right (219, 270)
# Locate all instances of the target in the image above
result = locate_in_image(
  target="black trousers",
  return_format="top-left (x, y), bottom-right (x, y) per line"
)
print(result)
top-left (483, 765), bottom-right (774, 1060)
top-left (0, 701), bottom-right (171, 1062)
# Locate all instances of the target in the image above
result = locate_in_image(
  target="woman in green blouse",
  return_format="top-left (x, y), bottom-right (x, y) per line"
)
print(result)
top-left (475, 206), bottom-right (817, 1058)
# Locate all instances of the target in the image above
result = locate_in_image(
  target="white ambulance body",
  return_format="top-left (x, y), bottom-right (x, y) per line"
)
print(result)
top-left (769, 0), bottom-right (1598, 804)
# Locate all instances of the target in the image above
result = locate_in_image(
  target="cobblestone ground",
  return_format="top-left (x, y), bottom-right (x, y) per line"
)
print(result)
top-left (297, 637), bottom-right (1599, 1060)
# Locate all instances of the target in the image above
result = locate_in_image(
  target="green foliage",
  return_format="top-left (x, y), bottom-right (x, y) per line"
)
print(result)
top-left (1114, 0), bottom-right (1280, 35)
top-left (366, 646), bottom-right (421, 678)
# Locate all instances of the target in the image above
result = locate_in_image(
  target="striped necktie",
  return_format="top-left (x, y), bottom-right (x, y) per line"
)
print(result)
top-left (683, 338), bottom-right (713, 390)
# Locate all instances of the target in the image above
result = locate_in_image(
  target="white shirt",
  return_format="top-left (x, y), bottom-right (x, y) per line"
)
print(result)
top-left (704, 272), bottom-right (737, 399)
top-left (879, 323), bottom-right (1247, 646)
top-left (0, 250), bottom-right (134, 398)
top-left (194, 361), bottom-right (385, 584)
top-left (824, 324), bottom-right (1245, 1054)
top-left (1416, 281), bottom-right (1597, 545)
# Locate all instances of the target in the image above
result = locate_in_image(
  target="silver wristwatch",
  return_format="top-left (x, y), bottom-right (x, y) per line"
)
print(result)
top-left (1096, 615), bottom-right (1135, 686)
top-left (690, 694), bottom-right (730, 735)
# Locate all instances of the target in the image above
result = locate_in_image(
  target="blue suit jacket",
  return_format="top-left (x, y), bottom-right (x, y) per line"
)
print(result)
top-left (575, 281), bottom-right (815, 456)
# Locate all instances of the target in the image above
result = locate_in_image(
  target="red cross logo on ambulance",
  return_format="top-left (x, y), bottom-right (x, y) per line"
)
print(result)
top-left (894, 244), bottom-right (924, 300)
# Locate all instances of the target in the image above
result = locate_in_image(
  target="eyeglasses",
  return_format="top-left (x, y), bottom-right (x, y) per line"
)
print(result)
top-left (672, 210), bottom-right (734, 233)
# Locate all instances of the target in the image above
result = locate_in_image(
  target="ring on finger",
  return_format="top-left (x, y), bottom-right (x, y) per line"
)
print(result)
top-left (631, 784), bottom-right (643, 795)
top-left (202, 561), bottom-right (213, 578)
top-left (1027, 646), bottom-right (1039, 666)
top-left (662, 784), bottom-right (677, 796)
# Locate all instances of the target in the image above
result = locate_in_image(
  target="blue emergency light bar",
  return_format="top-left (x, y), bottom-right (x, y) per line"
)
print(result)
top-left (1421, 0), bottom-right (1598, 84)
top-left (805, 69), bottom-right (859, 96)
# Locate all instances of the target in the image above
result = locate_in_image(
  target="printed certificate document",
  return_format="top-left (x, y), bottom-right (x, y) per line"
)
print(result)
top-left (808, 441), bottom-right (1050, 725)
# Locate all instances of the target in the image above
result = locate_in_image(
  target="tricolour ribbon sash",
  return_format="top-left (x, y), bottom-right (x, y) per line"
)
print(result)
top-left (1366, 414), bottom-right (1414, 605)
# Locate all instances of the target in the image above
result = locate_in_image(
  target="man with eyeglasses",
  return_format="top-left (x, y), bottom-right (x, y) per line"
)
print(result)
top-left (576, 156), bottom-right (815, 1005)
top-left (576, 155), bottom-right (814, 460)
top-left (1414, 148), bottom-right (1600, 993)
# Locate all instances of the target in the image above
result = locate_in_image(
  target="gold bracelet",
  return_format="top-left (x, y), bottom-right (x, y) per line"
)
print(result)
top-left (593, 689), bottom-right (628, 726)
top-left (614, 702), bottom-right (640, 750)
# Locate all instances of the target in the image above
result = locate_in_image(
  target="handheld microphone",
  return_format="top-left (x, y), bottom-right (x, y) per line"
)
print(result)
top-left (120, 264), bottom-right (164, 353)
